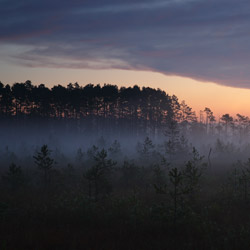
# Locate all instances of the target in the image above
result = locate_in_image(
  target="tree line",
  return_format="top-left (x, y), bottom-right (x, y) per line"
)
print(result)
top-left (1, 80), bottom-right (250, 139)
top-left (0, 80), bottom-right (194, 136)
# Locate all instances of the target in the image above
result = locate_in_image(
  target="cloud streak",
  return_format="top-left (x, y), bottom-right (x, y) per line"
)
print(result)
top-left (1, 0), bottom-right (250, 88)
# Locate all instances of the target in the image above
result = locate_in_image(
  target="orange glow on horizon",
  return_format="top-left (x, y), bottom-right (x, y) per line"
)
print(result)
top-left (1, 62), bottom-right (250, 119)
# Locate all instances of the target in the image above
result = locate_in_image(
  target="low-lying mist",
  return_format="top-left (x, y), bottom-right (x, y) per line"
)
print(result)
top-left (1, 119), bottom-right (249, 166)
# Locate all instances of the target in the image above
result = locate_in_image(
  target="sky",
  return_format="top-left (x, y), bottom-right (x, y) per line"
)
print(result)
top-left (1, 0), bottom-right (250, 117)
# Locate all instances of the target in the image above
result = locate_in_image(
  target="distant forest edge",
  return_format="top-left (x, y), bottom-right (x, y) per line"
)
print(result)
top-left (0, 80), bottom-right (247, 139)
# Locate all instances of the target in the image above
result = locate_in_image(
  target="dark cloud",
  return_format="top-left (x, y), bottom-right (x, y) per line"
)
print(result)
top-left (1, 0), bottom-right (250, 88)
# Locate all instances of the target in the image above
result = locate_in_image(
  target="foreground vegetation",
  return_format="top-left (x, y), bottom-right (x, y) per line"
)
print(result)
top-left (1, 137), bottom-right (250, 250)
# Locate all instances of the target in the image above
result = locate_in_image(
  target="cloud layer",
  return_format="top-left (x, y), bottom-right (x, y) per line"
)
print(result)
top-left (1, 0), bottom-right (250, 88)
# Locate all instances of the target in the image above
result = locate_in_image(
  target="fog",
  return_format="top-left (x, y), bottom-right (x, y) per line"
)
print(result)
top-left (1, 118), bottom-right (250, 170)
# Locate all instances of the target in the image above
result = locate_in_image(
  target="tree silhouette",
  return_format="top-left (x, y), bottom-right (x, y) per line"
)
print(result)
top-left (221, 114), bottom-right (233, 136)
top-left (33, 145), bottom-right (55, 185)
top-left (204, 107), bottom-right (216, 135)
top-left (84, 149), bottom-right (116, 201)
top-left (236, 114), bottom-right (249, 143)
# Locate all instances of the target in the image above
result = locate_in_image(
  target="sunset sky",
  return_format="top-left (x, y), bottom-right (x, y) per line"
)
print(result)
top-left (1, 0), bottom-right (250, 118)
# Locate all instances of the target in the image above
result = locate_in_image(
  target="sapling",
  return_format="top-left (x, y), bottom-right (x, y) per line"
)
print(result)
top-left (84, 149), bottom-right (116, 201)
top-left (164, 120), bottom-right (180, 162)
top-left (169, 167), bottom-right (183, 224)
top-left (182, 160), bottom-right (202, 203)
top-left (154, 167), bottom-right (185, 225)
top-left (33, 145), bottom-right (55, 186)
top-left (182, 147), bottom-right (205, 205)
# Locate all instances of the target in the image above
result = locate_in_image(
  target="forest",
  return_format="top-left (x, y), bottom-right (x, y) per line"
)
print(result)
top-left (1, 81), bottom-right (250, 249)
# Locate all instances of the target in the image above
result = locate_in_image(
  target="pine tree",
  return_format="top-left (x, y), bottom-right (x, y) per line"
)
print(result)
top-left (34, 145), bottom-right (54, 185)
